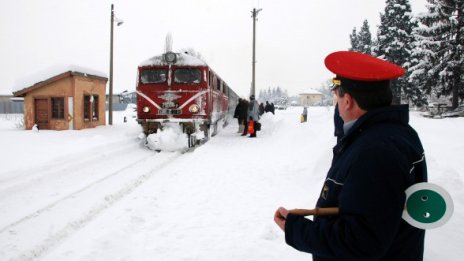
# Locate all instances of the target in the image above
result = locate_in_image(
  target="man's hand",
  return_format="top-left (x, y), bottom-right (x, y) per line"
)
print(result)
top-left (274, 207), bottom-right (289, 231)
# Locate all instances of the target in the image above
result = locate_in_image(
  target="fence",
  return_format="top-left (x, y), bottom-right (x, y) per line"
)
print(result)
top-left (0, 101), bottom-right (23, 114)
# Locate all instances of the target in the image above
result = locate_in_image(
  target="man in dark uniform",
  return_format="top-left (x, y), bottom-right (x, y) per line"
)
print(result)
top-left (274, 51), bottom-right (427, 261)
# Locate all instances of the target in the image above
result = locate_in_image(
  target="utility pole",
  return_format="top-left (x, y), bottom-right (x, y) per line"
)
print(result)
top-left (109, 4), bottom-right (114, 125)
top-left (251, 8), bottom-right (262, 97)
top-left (108, 4), bottom-right (123, 125)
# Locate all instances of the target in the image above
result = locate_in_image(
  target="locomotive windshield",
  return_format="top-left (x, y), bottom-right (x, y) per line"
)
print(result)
top-left (141, 69), bottom-right (167, 84)
top-left (174, 68), bottom-right (202, 84)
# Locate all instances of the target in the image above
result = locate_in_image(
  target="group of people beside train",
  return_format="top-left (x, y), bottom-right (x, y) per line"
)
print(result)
top-left (233, 95), bottom-right (276, 138)
top-left (260, 101), bottom-right (275, 115)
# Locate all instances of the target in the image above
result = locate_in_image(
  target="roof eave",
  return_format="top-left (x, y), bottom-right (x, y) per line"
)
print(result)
top-left (13, 71), bottom-right (108, 97)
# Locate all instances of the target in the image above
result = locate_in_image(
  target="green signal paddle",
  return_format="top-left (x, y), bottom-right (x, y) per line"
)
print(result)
top-left (402, 182), bottom-right (453, 229)
top-left (289, 182), bottom-right (453, 230)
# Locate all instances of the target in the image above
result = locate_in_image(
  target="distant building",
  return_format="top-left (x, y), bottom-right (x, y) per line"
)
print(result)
top-left (0, 95), bottom-right (24, 113)
top-left (299, 89), bottom-right (323, 106)
top-left (120, 91), bottom-right (137, 104)
top-left (13, 70), bottom-right (108, 130)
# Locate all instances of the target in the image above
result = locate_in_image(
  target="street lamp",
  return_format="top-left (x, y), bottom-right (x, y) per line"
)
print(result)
top-left (109, 3), bottom-right (123, 125)
top-left (251, 8), bottom-right (262, 97)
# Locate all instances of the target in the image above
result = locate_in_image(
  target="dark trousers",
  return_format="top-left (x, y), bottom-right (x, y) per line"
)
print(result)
top-left (242, 118), bottom-right (249, 135)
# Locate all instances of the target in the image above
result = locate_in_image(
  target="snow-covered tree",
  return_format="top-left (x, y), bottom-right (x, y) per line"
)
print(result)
top-left (258, 86), bottom-right (289, 105)
top-left (375, 0), bottom-right (419, 105)
top-left (409, 0), bottom-right (464, 108)
top-left (349, 28), bottom-right (360, 51)
top-left (349, 20), bottom-right (373, 54)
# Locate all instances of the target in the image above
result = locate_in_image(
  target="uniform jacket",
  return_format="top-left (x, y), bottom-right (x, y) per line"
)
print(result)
top-left (285, 105), bottom-right (427, 261)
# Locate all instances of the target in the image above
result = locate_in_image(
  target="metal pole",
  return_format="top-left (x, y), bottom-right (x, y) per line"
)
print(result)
top-left (109, 4), bottom-right (114, 125)
top-left (251, 8), bottom-right (262, 97)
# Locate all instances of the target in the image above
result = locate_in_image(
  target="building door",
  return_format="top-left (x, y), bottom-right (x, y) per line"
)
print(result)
top-left (68, 97), bottom-right (74, 130)
top-left (34, 98), bottom-right (49, 129)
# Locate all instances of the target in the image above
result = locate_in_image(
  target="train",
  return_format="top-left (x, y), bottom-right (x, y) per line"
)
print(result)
top-left (136, 51), bottom-right (239, 148)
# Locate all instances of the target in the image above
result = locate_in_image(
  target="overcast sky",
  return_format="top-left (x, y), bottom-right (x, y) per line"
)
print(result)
top-left (1, 0), bottom-right (427, 97)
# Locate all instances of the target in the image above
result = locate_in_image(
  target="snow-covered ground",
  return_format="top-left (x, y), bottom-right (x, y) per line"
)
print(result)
top-left (0, 106), bottom-right (463, 261)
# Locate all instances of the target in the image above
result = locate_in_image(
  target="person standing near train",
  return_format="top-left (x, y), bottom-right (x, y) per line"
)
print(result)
top-left (247, 95), bottom-right (260, 138)
top-left (274, 51), bottom-right (427, 260)
top-left (264, 101), bottom-right (272, 113)
top-left (259, 102), bottom-right (265, 116)
top-left (240, 99), bottom-right (249, 136)
top-left (233, 98), bottom-right (242, 133)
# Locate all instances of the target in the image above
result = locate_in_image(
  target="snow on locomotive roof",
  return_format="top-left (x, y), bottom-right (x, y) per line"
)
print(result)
top-left (139, 52), bottom-right (207, 67)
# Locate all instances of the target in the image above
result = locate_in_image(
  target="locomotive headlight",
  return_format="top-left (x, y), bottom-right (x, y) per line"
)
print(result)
top-left (142, 106), bottom-right (150, 113)
top-left (164, 52), bottom-right (177, 64)
top-left (189, 104), bottom-right (200, 113)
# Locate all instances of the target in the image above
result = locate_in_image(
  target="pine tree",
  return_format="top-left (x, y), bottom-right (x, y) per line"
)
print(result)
top-left (258, 89), bottom-right (264, 101)
top-left (410, 0), bottom-right (464, 108)
top-left (349, 20), bottom-right (373, 54)
top-left (375, 0), bottom-right (419, 105)
top-left (358, 20), bottom-right (373, 55)
top-left (349, 28), bottom-right (360, 51)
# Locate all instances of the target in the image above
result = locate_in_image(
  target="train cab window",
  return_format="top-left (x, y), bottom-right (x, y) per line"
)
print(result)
top-left (141, 69), bottom-right (167, 84)
top-left (174, 68), bottom-right (201, 84)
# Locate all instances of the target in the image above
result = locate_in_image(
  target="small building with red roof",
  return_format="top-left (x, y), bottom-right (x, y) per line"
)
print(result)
top-left (13, 67), bottom-right (108, 130)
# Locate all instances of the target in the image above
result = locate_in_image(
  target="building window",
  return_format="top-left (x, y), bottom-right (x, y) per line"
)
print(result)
top-left (51, 97), bottom-right (65, 119)
top-left (84, 95), bottom-right (99, 121)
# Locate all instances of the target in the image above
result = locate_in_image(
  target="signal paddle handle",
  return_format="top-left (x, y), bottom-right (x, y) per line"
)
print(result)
top-left (289, 207), bottom-right (340, 216)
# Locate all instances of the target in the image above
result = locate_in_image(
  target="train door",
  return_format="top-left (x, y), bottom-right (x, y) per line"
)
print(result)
top-left (34, 98), bottom-right (49, 129)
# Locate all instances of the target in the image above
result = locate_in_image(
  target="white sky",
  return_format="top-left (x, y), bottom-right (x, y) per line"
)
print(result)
top-left (0, 0), bottom-right (427, 97)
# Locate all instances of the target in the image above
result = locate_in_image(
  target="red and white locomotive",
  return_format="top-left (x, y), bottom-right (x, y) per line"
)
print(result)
top-left (136, 51), bottom-right (238, 147)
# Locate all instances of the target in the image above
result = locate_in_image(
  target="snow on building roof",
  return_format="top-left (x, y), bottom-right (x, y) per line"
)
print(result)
top-left (13, 65), bottom-right (108, 97)
top-left (139, 52), bottom-right (207, 67)
top-left (300, 88), bottom-right (322, 95)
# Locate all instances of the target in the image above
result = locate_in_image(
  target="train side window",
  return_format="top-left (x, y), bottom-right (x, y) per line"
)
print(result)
top-left (141, 69), bottom-right (167, 84)
top-left (209, 71), bottom-right (213, 86)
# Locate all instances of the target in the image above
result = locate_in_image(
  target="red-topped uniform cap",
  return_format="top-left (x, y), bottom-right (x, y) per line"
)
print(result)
top-left (324, 51), bottom-right (405, 81)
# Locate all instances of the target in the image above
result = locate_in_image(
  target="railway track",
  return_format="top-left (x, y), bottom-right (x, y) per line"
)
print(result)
top-left (0, 146), bottom-right (182, 261)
